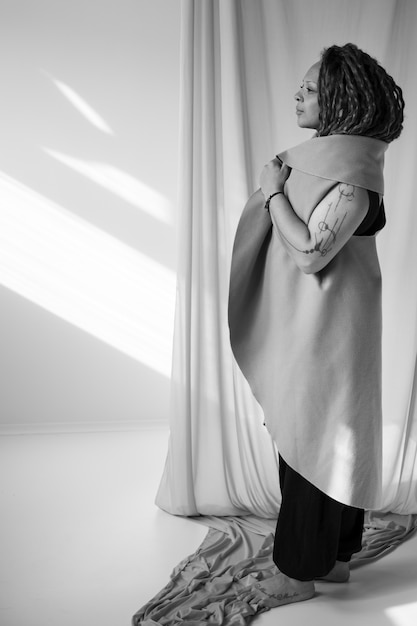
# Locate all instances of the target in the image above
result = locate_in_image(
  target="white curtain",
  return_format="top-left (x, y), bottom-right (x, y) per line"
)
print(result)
top-left (156, 0), bottom-right (417, 517)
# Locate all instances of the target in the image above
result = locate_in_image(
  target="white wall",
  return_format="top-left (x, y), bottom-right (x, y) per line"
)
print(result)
top-left (0, 0), bottom-right (181, 431)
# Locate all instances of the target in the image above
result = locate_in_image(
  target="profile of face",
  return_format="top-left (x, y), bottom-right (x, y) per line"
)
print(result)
top-left (294, 61), bottom-right (320, 130)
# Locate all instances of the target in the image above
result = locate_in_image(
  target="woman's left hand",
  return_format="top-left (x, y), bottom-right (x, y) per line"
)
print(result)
top-left (259, 158), bottom-right (291, 199)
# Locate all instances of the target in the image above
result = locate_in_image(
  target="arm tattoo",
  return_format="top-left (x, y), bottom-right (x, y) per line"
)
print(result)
top-left (280, 183), bottom-right (354, 256)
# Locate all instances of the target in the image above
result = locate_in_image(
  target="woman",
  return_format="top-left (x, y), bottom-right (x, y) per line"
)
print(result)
top-left (228, 43), bottom-right (404, 608)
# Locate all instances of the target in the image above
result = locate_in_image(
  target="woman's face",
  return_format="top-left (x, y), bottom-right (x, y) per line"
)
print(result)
top-left (294, 62), bottom-right (320, 130)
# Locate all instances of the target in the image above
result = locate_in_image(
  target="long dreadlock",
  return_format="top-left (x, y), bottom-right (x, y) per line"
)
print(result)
top-left (317, 43), bottom-right (404, 143)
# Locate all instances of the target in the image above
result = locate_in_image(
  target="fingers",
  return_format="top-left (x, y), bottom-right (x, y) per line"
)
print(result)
top-left (267, 158), bottom-right (290, 176)
top-left (259, 158), bottom-right (291, 197)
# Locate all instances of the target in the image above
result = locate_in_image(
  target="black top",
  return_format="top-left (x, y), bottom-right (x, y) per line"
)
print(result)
top-left (354, 190), bottom-right (386, 236)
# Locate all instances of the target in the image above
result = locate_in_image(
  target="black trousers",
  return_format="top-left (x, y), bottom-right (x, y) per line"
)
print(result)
top-left (273, 455), bottom-right (365, 581)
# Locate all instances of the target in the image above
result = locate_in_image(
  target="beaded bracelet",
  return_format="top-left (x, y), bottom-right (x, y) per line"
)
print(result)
top-left (264, 191), bottom-right (284, 211)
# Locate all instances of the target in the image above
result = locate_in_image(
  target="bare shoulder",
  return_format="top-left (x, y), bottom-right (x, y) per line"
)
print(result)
top-left (310, 183), bottom-right (368, 221)
top-left (303, 183), bottom-right (370, 272)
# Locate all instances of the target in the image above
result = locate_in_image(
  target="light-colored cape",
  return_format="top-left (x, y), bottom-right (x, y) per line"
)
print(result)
top-left (228, 135), bottom-right (388, 510)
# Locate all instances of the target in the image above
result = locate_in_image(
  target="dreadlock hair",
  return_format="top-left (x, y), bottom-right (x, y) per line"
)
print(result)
top-left (317, 43), bottom-right (404, 143)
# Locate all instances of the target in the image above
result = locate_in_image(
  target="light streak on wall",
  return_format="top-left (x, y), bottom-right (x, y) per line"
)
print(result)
top-left (43, 148), bottom-right (173, 225)
top-left (0, 172), bottom-right (176, 377)
top-left (44, 71), bottom-right (115, 136)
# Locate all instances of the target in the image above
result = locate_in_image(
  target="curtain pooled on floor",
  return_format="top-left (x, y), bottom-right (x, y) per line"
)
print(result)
top-left (133, 513), bottom-right (417, 625)
top-left (156, 0), bottom-right (417, 517)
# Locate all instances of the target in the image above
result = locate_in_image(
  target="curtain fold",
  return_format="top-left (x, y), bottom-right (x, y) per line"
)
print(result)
top-left (132, 513), bottom-right (417, 625)
top-left (156, 0), bottom-right (417, 517)
top-left (376, 0), bottom-right (417, 513)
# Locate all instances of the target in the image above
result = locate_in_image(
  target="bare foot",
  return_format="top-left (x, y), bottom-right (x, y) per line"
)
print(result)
top-left (317, 560), bottom-right (350, 583)
top-left (238, 572), bottom-right (315, 608)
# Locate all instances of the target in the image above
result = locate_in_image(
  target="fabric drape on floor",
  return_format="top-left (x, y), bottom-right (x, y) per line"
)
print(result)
top-left (156, 0), bottom-right (417, 518)
top-left (132, 513), bottom-right (417, 625)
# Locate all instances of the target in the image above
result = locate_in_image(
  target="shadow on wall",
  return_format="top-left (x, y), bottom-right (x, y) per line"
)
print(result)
top-left (0, 0), bottom-right (181, 427)
top-left (1, 169), bottom-right (175, 377)
top-left (0, 285), bottom-right (172, 430)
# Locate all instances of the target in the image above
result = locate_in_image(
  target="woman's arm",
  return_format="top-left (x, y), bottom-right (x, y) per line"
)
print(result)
top-left (260, 159), bottom-right (369, 274)
top-left (269, 183), bottom-right (369, 274)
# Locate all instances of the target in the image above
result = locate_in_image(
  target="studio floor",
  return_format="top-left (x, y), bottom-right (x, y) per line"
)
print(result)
top-left (1, 427), bottom-right (417, 626)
